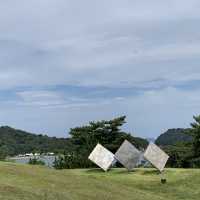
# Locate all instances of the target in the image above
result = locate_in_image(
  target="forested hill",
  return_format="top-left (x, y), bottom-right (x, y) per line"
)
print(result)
top-left (0, 126), bottom-right (72, 156)
top-left (0, 124), bottom-right (148, 158)
top-left (155, 128), bottom-right (193, 146)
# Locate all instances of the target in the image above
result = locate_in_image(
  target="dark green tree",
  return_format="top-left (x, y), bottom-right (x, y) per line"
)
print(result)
top-left (190, 115), bottom-right (200, 157)
top-left (70, 116), bottom-right (126, 152)
top-left (0, 145), bottom-right (9, 160)
top-left (69, 116), bottom-right (147, 153)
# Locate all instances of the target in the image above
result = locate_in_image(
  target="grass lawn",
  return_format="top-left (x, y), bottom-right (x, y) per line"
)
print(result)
top-left (0, 162), bottom-right (199, 200)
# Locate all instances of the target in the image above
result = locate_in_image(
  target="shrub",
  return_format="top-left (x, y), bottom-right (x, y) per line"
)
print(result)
top-left (28, 158), bottom-right (45, 166)
top-left (189, 157), bottom-right (200, 168)
top-left (53, 152), bottom-right (93, 169)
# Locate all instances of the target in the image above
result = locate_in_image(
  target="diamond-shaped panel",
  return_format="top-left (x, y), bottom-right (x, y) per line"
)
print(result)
top-left (115, 140), bottom-right (141, 171)
top-left (88, 144), bottom-right (115, 171)
top-left (144, 143), bottom-right (169, 172)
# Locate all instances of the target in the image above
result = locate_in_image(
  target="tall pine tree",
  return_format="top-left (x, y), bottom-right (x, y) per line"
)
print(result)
top-left (190, 115), bottom-right (200, 157)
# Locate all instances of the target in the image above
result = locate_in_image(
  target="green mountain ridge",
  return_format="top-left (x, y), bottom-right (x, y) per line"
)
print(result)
top-left (0, 126), bottom-right (71, 156)
top-left (155, 128), bottom-right (193, 146)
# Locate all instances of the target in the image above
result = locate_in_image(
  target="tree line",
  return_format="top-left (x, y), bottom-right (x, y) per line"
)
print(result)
top-left (1, 115), bottom-right (200, 169)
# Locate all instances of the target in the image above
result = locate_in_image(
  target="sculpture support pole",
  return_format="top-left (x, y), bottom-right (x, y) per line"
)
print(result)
top-left (160, 171), bottom-right (167, 184)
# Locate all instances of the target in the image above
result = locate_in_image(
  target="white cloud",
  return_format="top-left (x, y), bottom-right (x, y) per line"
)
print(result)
top-left (0, 0), bottom-right (199, 137)
top-left (0, 86), bottom-right (199, 138)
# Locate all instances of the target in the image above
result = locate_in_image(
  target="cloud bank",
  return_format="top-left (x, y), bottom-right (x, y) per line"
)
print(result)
top-left (0, 0), bottom-right (200, 137)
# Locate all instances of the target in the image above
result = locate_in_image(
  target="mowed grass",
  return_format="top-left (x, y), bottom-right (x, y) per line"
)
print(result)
top-left (0, 162), bottom-right (199, 200)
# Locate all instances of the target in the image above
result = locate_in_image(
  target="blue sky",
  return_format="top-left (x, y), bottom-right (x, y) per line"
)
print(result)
top-left (0, 0), bottom-right (200, 138)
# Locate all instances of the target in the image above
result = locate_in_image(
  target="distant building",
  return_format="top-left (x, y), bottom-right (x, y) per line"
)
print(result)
top-left (25, 153), bottom-right (34, 157)
top-left (47, 152), bottom-right (55, 156)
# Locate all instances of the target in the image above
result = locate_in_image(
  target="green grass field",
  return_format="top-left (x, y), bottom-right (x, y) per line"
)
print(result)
top-left (0, 162), bottom-right (199, 200)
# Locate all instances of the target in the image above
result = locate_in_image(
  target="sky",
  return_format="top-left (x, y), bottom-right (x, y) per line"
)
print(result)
top-left (0, 0), bottom-right (200, 138)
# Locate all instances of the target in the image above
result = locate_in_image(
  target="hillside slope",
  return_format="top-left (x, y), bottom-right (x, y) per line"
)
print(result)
top-left (0, 162), bottom-right (199, 200)
top-left (155, 128), bottom-right (192, 146)
top-left (0, 126), bottom-right (71, 156)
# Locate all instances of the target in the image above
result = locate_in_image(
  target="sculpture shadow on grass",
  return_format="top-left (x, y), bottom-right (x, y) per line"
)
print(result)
top-left (140, 169), bottom-right (160, 175)
top-left (85, 168), bottom-right (141, 175)
top-left (112, 169), bottom-right (139, 174)
top-left (85, 168), bottom-right (106, 173)
top-left (85, 168), bottom-right (167, 177)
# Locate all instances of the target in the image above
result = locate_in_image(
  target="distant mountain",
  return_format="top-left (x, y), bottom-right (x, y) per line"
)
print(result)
top-left (155, 128), bottom-right (193, 146)
top-left (146, 138), bottom-right (155, 143)
top-left (0, 126), bottom-right (72, 156)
